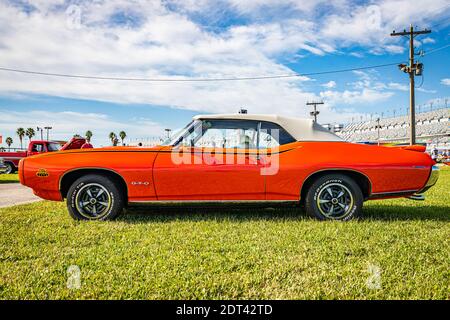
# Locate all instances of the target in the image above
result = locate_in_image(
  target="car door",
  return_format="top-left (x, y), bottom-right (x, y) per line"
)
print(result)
top-left (153, 119), bottom-right (266, 200)
top-left (258, 121), bottom-right (301, 200)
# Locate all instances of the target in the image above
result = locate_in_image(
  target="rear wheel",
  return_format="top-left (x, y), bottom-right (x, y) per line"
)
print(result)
top-left (66, 174), bottom-right (124, 220)
top-left (305, 174), bottom-right (363, 221)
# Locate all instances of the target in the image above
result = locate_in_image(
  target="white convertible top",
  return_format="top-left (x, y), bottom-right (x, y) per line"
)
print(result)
top-left (193, 114), bottom-right (343, 142)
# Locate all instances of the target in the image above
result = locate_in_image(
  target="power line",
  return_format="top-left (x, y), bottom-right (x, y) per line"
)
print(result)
top-left (0, 62), bottom-right (403, 83)
top-left (423, 43), bottom-right (450, 56)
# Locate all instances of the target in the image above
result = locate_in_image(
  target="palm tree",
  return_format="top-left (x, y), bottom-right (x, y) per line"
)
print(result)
top-left (5, 137), bottom-right (13, 151)
top-left (119, 131), bottom-right (126, 146)
top-left (25, 128), bottom-right (35, 143)
top-left (109, 132), bottom-right (116, 146)
top-left (16, 128), bottom-right (25, 149)
top-left (85, 130), bottom-right (93, 142)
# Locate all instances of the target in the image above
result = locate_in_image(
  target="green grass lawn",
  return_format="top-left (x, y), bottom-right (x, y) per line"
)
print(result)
top-left (0, 167), bottom-right (449, 299)
top-left (0, 174), bottom-right (19, 184)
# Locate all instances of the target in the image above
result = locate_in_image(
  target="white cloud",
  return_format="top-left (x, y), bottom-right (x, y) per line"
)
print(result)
top-left (441, 78), bottom-right (450, 86)
top-left (417, 87), bottom-right (437, 94)
top-left (388, 82), bottom-right (408, 91)
top-left (0, 1), bottom-right (323, 118)
top-left (319, 69), bottom-right (395, 109)
top-left (422, 37), bottom-right (435, 44)
top-left (322, 81), bottom-right (336, 88)
top-left (0, 0), bottom-right (447, 132)
top-left (320, 89), bottom-right (393, 105)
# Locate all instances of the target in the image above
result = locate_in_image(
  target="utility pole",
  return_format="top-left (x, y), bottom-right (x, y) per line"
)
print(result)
top-left (391, 25), bottom-right (430, 145)
top-left (307, 101), bottom-right (324, 123)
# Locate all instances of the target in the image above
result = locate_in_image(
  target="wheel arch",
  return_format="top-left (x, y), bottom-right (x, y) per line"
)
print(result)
top-left (300, 169), bottom-right (372, 202)
top-left (59, 168), bottom-right (128, 201)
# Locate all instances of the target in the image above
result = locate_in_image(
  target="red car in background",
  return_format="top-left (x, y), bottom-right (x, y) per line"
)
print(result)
top-left (0, 137), bottom-right (86, 174)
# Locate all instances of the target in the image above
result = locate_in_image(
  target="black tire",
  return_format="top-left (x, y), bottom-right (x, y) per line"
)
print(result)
top-left (5, 162), bottom-right (15, 174)
top-left (305, 174), bottom-right (363, 221)
top-left (66, 174), bottom-right (124, 221)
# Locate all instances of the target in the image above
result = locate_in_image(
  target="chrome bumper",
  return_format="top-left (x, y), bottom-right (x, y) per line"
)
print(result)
top-left (409, 165), bottom-right (440, 200)
top-left (419, 165), bottom-right (440, 193)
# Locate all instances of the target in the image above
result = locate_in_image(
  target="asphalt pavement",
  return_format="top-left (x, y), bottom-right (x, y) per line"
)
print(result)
top-left (0, 183), bottom-right (41, 208)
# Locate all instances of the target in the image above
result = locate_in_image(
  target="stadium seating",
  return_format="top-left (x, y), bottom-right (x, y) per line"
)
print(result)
top-left (336, 108), bottom-right (449, 145)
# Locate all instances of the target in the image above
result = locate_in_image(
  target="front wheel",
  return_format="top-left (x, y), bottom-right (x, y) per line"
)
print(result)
top-left (305, 174), bottom-right (363, 221)
top-left (66, 174), bottom-right (124, 220)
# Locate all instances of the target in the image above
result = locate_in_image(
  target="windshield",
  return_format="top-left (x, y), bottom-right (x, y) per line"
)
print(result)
top-left (161, 121), bottom-right (194, 146)
top-left (47, 142), bottom-right (62, 152)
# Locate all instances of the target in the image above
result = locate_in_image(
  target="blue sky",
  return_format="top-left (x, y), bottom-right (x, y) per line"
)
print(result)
top-left (0, 0), bottom-right (449, 147)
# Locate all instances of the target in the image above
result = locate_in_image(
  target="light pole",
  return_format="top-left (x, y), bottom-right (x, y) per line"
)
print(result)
top-left (44, 126), bottom-right (52, 140)
top-left (165, 129), bottom-right (172, 139)
top-left (375, 118), bottom-right (382, 146)
top-left (36, 127), bottom-right (43, 140)
top-left (307, 101), bottom-right (324, 123)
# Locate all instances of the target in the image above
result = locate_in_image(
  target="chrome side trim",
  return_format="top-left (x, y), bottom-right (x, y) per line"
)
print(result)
top-left (128, 200), bottom-right (299, 208)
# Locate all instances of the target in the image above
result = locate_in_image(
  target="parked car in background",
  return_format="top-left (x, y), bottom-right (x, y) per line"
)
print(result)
top-left (19, 114), bottom-right (439, 221)
top-left (0, 157), bottom-right (7, 174)
top-left (0, 137), bottom-right (86, 174)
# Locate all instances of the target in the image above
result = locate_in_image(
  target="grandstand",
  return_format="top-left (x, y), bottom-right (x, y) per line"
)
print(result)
top-left (335, 108), bottom-right (449, 147)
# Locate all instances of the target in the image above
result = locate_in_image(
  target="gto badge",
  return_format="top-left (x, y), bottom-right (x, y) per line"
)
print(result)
top-left (131, 181), bottom-right (150, 186)
top-left (36, 168), bottom-right (49, 177)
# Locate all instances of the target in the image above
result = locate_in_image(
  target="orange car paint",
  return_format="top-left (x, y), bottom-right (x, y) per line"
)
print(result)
top-left (19, 142), bottom-right (434, 202)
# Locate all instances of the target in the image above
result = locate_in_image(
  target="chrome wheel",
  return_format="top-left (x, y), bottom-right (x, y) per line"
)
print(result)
top-left (75, 183), bottom-right (111, 219)
top-left (5, 163), bottom-right (13, 174)
top-left (316, 183), bottom-right (354, 219)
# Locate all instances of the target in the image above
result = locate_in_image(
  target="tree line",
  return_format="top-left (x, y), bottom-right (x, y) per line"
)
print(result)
top-left (3, 128), bottom-right (128, 151)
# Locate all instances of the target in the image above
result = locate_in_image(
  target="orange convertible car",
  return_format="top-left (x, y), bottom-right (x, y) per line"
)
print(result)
top-left (19, 114), bottom-right (439, 221)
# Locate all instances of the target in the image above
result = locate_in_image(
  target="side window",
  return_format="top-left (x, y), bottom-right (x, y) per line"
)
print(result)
top-left (259, 122), bottom-right (295, 148)
top-left (190, 120), bottom-right (259, 149)
top-left (176, 119), bottom-right (295, 149)
top-left (259, 130), bottom-right (279, 149)
top-left (32, 143), bottom-right (44, 152)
